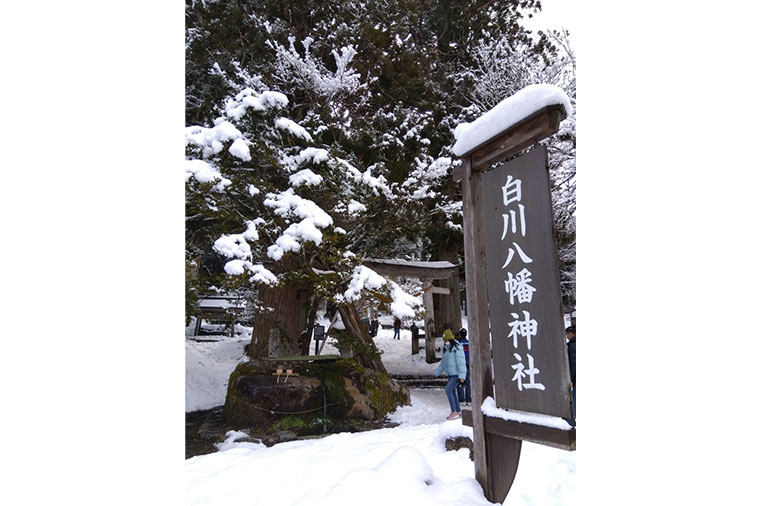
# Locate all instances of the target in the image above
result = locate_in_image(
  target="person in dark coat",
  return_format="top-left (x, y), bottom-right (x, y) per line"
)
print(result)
top-left (393, 317), bottom-right (401, 339)
top-left (566, 325), bottom-right (576, 424)
top-left (456, 328), bottom-right (472, 406)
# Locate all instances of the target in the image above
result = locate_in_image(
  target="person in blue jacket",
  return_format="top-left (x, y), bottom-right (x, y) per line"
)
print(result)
top-left (456, 328), bottom-right (472, 406)
top-left (434, 325), bottom-right (467, 420)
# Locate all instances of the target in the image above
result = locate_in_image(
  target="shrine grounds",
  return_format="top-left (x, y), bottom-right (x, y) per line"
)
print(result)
top-left (185, 315), bottom-right (576, 505)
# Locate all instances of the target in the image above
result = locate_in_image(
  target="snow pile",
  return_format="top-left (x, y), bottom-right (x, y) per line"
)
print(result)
top-left (342, 265), bottom-right (423, 318)
top-left (343, 265), bottom-right (387, 301)
top-left (389, 282), bottom-right (423, 318)
top-left (282, 146), bottom-right (330, 172)
top-left (264, 189), bottom-right (332, 227)
top-left (224, 88), bottom-right (288, 120)
top-left (186, 386), bottom-right (576, 505)
top-left (452, 84), bottom-right (572, 156)
top-left (223, 261), bottom-right (277, 284)
top-left (436, 419), bottom-right (474, 441)
top-left (212, 222), bottom-right (277, 284)
top-left (263, 189), bottom-right (334, 260)
top-left (275, 117), bottom-right (313, 141)
top-left (184, 159), bottom-right (228, 187)
top-left (481, 396), bottom-right (572, 430)
top-left (213, 234), bottom-right (253, 259)
top-left (185, 335), bottom-right (249, 412)
top-left (298, 446), bottom-right (436, 506)
top-left (335, 158), bottom-right (393, 198)
top-left (289, 168), bottom-right (323, 187)
top-left (346, 199), bottom-right (366, 215)
top-left (228, 138), bottom-right (251, 161)
top-left (185, 121), bottom-right (245, 159)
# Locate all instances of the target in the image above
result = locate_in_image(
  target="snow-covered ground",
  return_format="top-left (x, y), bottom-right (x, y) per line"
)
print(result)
top-left (185, 314), bottom-right (575, 505)
top-left (186, 387), bottom-right (575, 505)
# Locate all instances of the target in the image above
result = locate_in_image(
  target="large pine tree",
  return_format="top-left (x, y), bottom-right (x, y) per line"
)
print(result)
top-left (184, 0), bottom-right (576, 362)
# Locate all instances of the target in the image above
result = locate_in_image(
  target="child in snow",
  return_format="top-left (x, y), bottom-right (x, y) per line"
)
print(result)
top-left (434, 325), bottom-right (467, 420)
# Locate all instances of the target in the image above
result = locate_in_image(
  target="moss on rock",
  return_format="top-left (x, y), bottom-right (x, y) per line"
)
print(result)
top-left (223, 357), bottom-right (410, 437)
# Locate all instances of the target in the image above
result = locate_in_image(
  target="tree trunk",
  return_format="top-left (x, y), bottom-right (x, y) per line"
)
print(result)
top-left (248, 257), bottom-right (310, 359)
top-left (337, 304), bottom-right (387, 374)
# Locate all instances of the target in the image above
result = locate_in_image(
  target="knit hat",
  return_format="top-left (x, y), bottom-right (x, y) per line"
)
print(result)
top-left (443, 329), bottom-right (456, 341)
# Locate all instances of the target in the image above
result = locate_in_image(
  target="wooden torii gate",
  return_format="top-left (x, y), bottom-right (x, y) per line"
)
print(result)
top-left (454, 95), bottom-right (576, 503)
top-left (363, 258), bottom-right (459, 363)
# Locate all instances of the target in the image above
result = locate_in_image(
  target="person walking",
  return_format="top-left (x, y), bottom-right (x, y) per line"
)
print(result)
top-left (456, 328), bottom-right (472, 407)
top-left (566, 325), bottom-right (576, 425)
top-left (393, 317), bottom-right (401, 340)
top-left (434, 326), bottom-right (467, 420)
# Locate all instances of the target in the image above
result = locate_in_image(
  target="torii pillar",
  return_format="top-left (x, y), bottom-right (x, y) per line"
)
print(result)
top-left (421, 277), bottom-right (436, 363)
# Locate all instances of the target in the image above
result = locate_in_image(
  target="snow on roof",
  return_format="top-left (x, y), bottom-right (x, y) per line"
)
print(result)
top-left (451, 83), bottom-right (572, 157)
top-left (365, 258), bottom-right (457, 269)
top-left (481, 396), bottom-right (573, 430)
top-left (198, 297), bottom-right (246, 309)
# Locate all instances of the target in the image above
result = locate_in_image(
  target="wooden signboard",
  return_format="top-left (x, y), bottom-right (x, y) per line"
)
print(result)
top-left (481, 146), bottom-right (572, 419)
top-left (456, 100), bottom-right (574, 504)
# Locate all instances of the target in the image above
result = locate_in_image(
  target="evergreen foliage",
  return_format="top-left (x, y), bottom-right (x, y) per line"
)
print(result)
top-left (185, 0), bottom-right (576, 328)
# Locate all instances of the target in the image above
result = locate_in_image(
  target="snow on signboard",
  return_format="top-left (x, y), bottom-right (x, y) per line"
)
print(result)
top-left (451, 83), bottom-right (572, 157)
top-left (481, 396), bottom-right (572, 430)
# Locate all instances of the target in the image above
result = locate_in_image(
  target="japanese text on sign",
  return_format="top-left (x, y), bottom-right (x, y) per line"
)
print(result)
top-left (500, 175), bottom-right (544, 392)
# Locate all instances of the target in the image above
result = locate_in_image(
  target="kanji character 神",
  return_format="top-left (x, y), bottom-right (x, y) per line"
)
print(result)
top-left (507, 310), bottom-right (538, 350)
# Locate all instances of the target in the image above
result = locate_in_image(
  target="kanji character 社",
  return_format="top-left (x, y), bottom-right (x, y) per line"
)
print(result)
top-left (511, 353), bottom-right (545, 391)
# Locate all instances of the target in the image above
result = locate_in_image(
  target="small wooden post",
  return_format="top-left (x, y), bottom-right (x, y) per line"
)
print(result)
top-left (422, 277), bottom-right (436, 363)
top-left (194, 316), bottom-right (203, 336)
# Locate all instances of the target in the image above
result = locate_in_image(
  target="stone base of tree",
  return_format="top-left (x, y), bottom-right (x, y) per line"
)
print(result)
top-left (223, 358), bottom-right (410, 437)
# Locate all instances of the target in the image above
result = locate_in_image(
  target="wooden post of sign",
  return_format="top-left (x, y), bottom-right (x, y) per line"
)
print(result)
top-left (461, 156), bottom-right (522, 500)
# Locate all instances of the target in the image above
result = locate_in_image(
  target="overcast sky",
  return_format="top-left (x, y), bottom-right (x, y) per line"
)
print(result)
top-left (520, 0), bottom-right (576, 36)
